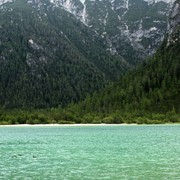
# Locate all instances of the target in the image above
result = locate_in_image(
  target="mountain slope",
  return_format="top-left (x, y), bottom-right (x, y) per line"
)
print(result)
top-left (0, 0), bottom-right (174, 65)
top-left (0, 0), bottom-right (128, 108)
top-left (0, 0), bottom-right (179, 124)
top-left (67, 0), bottom-right (180, 123)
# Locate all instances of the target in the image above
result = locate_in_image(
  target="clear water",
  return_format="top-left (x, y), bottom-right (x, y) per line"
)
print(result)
top-left (0, 125), bottom-right (180, 180)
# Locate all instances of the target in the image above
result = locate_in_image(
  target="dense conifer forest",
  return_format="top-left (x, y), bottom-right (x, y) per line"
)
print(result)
top-left (0, 0), bottom-right (128, 108)
top-left (0, 37), bottom-right (179, 125)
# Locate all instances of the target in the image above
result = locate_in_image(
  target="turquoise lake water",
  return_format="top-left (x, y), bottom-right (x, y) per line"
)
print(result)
top-left (0, 125), bottom-right (180, 179)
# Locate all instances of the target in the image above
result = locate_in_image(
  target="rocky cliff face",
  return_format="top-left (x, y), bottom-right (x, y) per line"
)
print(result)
top-left (48, 0), bottom-right (175, 64)
top-left (167, 0), bottom-right (180, 45)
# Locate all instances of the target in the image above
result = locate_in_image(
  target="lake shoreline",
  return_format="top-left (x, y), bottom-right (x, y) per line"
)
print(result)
top-left (0, 123), bottom-right (137, 127)
top-left (0, 123), bottom-right (179, 127)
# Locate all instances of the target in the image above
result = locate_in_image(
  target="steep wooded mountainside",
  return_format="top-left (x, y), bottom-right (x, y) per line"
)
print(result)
top-left (0, 0), bottom-right (178, 112)
top-left (0, 0), bottom-right (127, 108)
top-left (66, 0), bottom-right (180, 123)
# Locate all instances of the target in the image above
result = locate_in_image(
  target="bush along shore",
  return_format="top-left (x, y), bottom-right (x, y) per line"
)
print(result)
top-left (0, 108), bottom-right (179, 125)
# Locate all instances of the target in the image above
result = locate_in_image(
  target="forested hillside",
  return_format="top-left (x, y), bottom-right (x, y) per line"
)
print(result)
top-left (65, 0), bottom-right (180, 124)
top-left (69, 39), bottom-right (179, 117)
top-left (0, 0), bottom-right (127, 108)
top-left (1, 26), bottom-right (179, 124)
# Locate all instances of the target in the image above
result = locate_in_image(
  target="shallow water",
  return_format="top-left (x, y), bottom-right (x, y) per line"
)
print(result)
top-left (0, 125), bottom-right (180, 179)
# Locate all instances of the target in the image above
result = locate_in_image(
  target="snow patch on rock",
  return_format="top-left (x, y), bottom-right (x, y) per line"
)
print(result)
top-left (143, 0), bottom-right (175, 5)
top-left (0, 0), bottom-right (13, 5)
